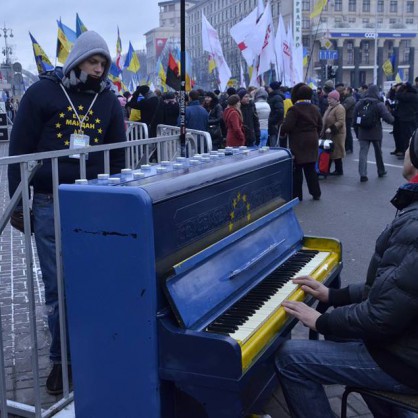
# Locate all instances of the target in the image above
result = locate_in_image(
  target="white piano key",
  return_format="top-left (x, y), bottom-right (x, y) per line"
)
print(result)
top-left (228, 251), bottom-right (329, 342)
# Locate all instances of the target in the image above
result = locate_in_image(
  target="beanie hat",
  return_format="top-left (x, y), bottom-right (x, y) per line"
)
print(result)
top-left (409, 131), bottom-right (418, 168)
top-left (63, 31), bottom-right (111, 77)
top-left (227, 87), bottom-right (237, 96)
top-left (269, 81), bottom-right (281, 90)
top-left (138, 85), bottom-right (150, 96)
top-left (237, 88), bottom-right (248, 99)
top-left (328, 90), bottom-right (340, 101)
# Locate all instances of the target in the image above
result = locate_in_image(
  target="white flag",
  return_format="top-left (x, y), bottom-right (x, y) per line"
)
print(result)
top-left (230, 7), bottom-right (259, 66)
top-left (275, 15), bottom-right (292, 86)
top-left (202, 13), bottom-right (232, 92)
top-left (253, 1), bottom-right (275, 76)
top-left (240, 63), bottom-right (246, 88)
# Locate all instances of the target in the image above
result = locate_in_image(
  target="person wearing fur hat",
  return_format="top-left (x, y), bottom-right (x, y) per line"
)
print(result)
top-left (320, 89), bottom-right (346, 175)
top-left (267, 81), bottom-right (285, 146)
top-left (8, 30), bottom-right (126, 395)
top-left (275, 133), bottom-right (418, 417)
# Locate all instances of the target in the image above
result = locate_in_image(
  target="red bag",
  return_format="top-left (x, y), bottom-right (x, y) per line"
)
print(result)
top-left (316, 148), bottom-right (331, 176)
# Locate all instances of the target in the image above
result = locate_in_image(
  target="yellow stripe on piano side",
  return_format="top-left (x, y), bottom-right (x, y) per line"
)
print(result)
top-left (240, 252), bottom-right (340, 371)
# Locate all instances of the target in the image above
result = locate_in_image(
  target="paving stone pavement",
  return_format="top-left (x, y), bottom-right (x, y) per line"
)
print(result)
top-left (0, 140), bottom-right (375, 417)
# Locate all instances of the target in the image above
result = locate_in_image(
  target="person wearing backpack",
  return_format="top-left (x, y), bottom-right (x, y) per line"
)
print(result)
top-left (353, 84), bottom-right (394, 182)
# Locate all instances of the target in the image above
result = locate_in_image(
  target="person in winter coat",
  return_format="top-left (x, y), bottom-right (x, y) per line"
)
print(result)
top-left (223, 94), bottom-right (245, 147)
top-left (254, 88), bottom-right (271, 147)
top-left (182, 90), bottom-right (209, 132)
top-left (353, 84), bottom-right (395, 182)
top-left (390, 82), bottom-right (418, 158)
top-left (127, 85), bottom-right (164, 137)
top-left (162, 92), bottom-right (180, 127)
top-left (275, 134), bottom-right (418, 418)
top-left (341, 86), bottom-right (356, 153)
top-left (281, 83), bottom-right (322, 201)
top-left (238, 89), bottom-right (260, 147)
top-left (321, 90), bottom-right (346, 175)
top-left (318, 79), bottom-right (335, 116)
top-left (203, 91), bottom-right (224, 149)
top-left (8, 31), bottom-right (126, 395)
top-left (267, 81), bottom-right (285, 146)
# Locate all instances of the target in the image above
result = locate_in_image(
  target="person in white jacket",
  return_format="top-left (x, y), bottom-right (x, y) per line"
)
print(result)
top-left (254, 88), bottom-right (271, 147)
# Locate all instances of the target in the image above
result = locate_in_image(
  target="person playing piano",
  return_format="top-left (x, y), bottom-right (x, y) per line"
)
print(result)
top-left (275, 134), bottom-right (418, 417)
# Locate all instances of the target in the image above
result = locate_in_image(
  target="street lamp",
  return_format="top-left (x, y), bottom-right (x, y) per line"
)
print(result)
top-left (0, 25), bottom-right (14, 65)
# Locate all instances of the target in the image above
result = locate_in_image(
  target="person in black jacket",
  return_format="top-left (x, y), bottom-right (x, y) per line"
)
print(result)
top-left (203, 91), bottom-right (224, 149)
top-left (238, 89), bottom-right (260, 147)
top-left (267, 81), bottom-right (284, 146)
top-left (274, 134), bottom-right (418, 418)
top-left (8, 31), bottom-right (126, 396)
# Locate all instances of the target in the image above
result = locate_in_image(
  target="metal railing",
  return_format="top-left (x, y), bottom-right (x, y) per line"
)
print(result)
top-left (0, 131), bottom-right (201, 417)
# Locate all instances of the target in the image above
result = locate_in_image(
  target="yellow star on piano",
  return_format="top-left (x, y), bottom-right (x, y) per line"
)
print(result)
top-left (59, 113), bottom-right (65, 118)
top-left (230, 212), bottom-right (235, 220)
top-left (64, 140), bottom-right (70, 146)
top-left (94, 138), bottom-right (99, 143)
top-left (78, 105), bottom-right (84, 111)
top-left (247, 203), bottom-right (251, 211)
top-left (247, 214), bottom-right (251, 222)
top-left (95, 118), bottom-right (101, 124)
top-left (57, 132), bottom-right (62, 138)
top-left (55, 123), bottom-right (61, 129)
top-left (89, 110), bottom-right (94, 115)
top-left (98, 128), bottom-right (103, 134)
top-left (67, 106), bottom-right (72, 111)
top-left (229, 222), bottom-right (234, 232)
top-left (233, 199), bottom-right (237, 208)
top-left (243, 195), bottom-right (247, 202)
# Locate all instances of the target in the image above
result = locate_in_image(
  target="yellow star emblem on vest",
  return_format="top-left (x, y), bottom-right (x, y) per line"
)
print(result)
top-left (95, 118), bottom-right (101, 124)
top-left (56, 123), bottom-right (61, 128)
top-left (67, 106), bottom-right (72, 111)
top-left (57, 133), bottom-right (62, 138)
top-left (59, 113), bottom-right (65, 118)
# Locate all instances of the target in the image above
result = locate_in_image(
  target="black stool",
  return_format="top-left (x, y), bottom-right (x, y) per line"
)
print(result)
top-left (341, 386), bottom-right (418, 418)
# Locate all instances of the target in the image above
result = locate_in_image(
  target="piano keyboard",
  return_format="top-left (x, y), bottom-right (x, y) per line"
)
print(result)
top-left (206, 249), bottom-right (330, 343)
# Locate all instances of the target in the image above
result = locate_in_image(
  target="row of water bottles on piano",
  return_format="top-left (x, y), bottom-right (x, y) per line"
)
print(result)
top-left (74, 145), bottom-right (273, 186)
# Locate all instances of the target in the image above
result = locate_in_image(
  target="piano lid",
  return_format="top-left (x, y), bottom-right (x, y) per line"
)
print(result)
top-left (164, 199), bottom-right (303, 330)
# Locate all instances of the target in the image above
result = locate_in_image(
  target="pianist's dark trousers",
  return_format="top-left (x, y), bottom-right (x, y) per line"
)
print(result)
top-left (293, 162), bottom-right (321, 201)
top-left (275, 340), bottom-right (417, 418)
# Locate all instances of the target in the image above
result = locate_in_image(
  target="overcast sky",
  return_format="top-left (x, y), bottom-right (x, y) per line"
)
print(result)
top-left (2, 0), bottom-right (160, 73)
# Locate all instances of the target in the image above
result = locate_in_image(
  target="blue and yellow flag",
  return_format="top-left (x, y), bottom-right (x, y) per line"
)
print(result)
top-left (29, 32), bottom-right (54, 74)
top-left (382, 59), bottom-right (393, 76)
top-left (76, 13), bottom-right (88, 37)
top-left (124, 42), bottom-right (140, 73)
top-left (310, 0), bottom-right (328, 19)
top-left (56, 19), bottom-right (74, 64)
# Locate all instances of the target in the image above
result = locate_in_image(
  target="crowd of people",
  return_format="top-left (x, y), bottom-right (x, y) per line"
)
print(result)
top-left (120, 77), bottom-right (418, 202)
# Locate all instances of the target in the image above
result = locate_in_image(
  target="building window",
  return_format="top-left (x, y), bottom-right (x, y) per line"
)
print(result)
top-left (389, 18), bottom-right (397, 24)
top-left (348, 17), bottom-right (356, 23)
top-left (362, 18), bottom-right (370, 25)
top-left (302, 0), bottom-right (310, 11)
top-left (390, 1), bottom-right (398, 13)
top-left (377, 0), bottom-right (384, 12)
top-left (335, 0), bottom-right (342, 11)
top-left (347, 50), bottom-right (354, 65)
top-left (320, 16), bottom-right (328, 23)
top-left (347, 41), bottom-right (354, 50)
top-left (362, 0), bottom-right (370, 12)
top-left (406, 1), bottom-right (414, 13)
top-left (406, 18), bottom-right (414, 24)
top-left (349, 0), bottom-right (356, 12)
top-left (302, 18), bottom-right (310, 29)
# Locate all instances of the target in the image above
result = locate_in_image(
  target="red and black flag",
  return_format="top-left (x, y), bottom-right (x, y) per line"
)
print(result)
top-left (166, 52), bottom-right (181, 91)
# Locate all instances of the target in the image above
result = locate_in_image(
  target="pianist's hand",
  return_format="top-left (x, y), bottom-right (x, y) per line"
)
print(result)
top-left (292, 276), bottom-right (329, 303)
top-left (282, 301), bottom-right (321, 331)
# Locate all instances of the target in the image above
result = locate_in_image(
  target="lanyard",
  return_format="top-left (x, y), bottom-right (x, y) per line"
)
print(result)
top-left (60, 83), bottom-right (98, 134)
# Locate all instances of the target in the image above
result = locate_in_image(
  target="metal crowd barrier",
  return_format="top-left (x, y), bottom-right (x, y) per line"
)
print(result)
top-left (0, 133), bottom-right (191, 418)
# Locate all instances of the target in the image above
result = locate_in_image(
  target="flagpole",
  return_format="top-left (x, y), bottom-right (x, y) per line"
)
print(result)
top-left (180, 0), bottom-right (186, 156)
top-left (373, 1), bottom-right (378, 85)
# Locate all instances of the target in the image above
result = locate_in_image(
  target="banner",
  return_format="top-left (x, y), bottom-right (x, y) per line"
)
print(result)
top-left (155, 38), bottom-right (168, 59)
